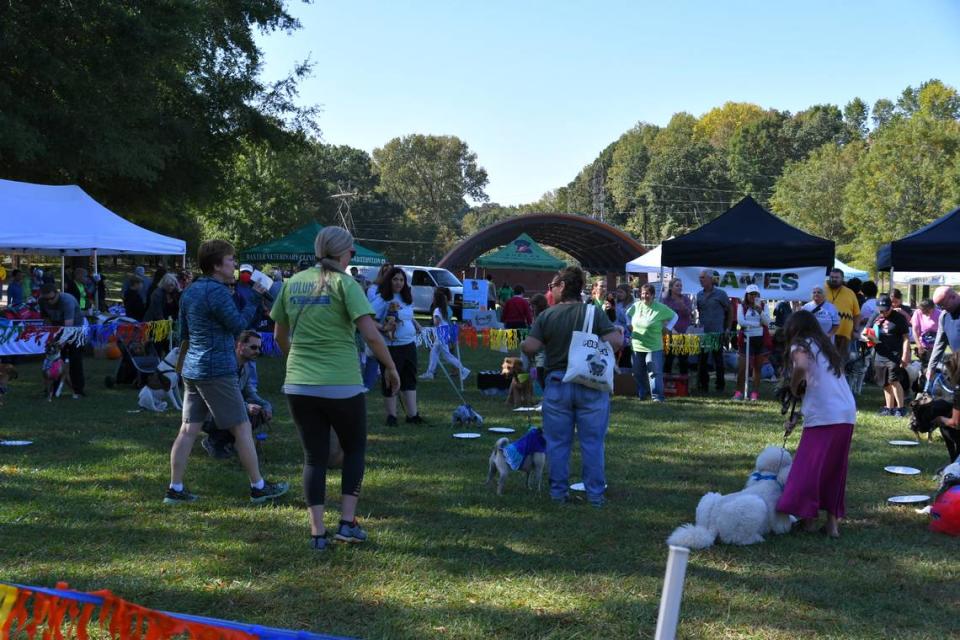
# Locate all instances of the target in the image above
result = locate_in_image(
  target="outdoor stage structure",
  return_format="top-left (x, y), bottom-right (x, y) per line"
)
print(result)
top-left (437, 213), bottom-right (648, 290)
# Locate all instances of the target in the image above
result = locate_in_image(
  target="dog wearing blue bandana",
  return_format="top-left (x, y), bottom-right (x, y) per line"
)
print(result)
top-left (667, 446), bottom-right (793, 549)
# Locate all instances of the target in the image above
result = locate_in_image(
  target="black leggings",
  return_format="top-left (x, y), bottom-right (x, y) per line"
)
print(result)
top-left (941, 425), bottom-right (960, 463)
top-left (287, 393), bottom-right (367, 506)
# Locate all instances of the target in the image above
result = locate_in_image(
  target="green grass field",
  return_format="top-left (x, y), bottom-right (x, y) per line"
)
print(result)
top-left (1, 347), bottom-right (957, 639)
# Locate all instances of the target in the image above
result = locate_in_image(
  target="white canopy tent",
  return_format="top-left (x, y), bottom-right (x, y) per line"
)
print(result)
top-left (0, 178), bottom-right (186, 257)
top-left (624, 244), bottom-right (662, 274)
top-left (833, 258), bottom-right (868, 281)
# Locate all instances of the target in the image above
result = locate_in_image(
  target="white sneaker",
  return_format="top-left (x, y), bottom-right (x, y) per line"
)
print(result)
top-left (419, 373), bottom-right (434, 380)
top-left (460, 368), bottom-right (471, 380)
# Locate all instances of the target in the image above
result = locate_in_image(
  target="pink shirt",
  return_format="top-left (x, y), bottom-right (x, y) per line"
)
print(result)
top-left (911, 308), bottom-right (941, 347)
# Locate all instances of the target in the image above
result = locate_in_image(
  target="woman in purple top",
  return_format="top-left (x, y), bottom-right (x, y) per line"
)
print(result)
top-left (661, 278), bottom-right (693, 375)
top-left (911, 299), bottom-right (941, 371)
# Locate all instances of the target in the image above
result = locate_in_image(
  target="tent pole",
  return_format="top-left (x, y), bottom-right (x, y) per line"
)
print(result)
top-left (182, 253), bottom-right (187, 270)
top-left (743, 325), bottom-right (750, 400)
top-left (92, 249), bottom-right (99, 312)
top-left (60, 255), bottom-right (65, 291)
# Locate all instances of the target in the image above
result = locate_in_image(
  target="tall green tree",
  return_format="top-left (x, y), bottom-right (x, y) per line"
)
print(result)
top-left (783, 104), bottom-right (846, 159)
top-left (606, 123), bottom-right (660, 224)
top-left (727, 110), bottom-right (791, 203)
top-left (843, 98), bottom-right (869, 141)
top-left (0, 0), bottom-right (313, 246)
top-left (372, 134), bottom-right (489, 250)
top-left (843, 115), bottom-right (960, 266)
top-left (634, 113), bottom-right (735, 243)
top-left (770, 141), bottom-right (864, 257)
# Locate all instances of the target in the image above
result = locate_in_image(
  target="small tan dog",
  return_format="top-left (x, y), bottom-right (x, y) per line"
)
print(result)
top-left (502, 357), bottom-right (533, 407)
top-left (486, 436), bottom-right (546, 495)
top-left (0, 363), bottom-right (18, 406)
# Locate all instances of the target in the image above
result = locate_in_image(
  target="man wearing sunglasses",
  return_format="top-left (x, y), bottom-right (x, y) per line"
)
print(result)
top-left (202, 330), bottom-right (273, 458)
top-left (38, 282), bottom-right (86, 398)
top-left (925, 286), bottom-right (960, 394)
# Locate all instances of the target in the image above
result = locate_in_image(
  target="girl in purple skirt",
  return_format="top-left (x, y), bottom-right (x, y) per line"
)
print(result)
top-left (777, 310), bottom-right (857, 539)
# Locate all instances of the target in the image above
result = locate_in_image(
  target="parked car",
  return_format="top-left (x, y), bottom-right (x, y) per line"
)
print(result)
top-left (396, 265), bottom-right (464, 317)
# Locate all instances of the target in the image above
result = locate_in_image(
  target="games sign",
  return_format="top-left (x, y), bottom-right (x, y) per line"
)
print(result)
top-left (673, 266), bottom-right (826, 301)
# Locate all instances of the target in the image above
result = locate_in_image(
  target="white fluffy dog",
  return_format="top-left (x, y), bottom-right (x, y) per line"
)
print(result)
top-left (667, 446), bottom-right (793, 549)
top-left (138, 385), bottom-right (169, 412)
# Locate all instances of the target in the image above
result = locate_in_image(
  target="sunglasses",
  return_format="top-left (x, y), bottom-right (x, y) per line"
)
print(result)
top-left (246, 344), bottom-right (261, 351)
top-left (549, 281), bottom-right (561, 289)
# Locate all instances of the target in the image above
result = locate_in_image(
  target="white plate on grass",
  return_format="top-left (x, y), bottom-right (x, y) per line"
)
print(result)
top-left (884, 465), bottom-right (921, 475)
top-left (513, 405), bottom-right (542, 413)
top-left (569, 482), bottom-right (608, 492)
top-left (0, 440), bottom-right (33, 446)
top-left (487, 427), bottom-right (515, 434)
top-left (888, 440), bottom-right (919, 446)
top-left (887, 495), bottom-right (930, 504)
top-left (453, 432), bottom-right (481, 439)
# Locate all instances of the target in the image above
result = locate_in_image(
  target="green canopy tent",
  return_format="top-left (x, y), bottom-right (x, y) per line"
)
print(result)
top-left (476, 233), bottom-right (565, 271)
top-left (240, 221), bottom-right (386, 266)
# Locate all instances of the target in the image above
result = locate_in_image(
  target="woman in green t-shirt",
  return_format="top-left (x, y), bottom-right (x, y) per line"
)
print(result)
top-left (272, 227), bottom-right (400, 551)
top-left (626, 283), bottom-right (678, 402)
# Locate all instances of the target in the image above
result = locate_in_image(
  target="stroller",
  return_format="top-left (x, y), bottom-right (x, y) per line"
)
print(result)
top-left (104, 329), bottom-right (161, 389)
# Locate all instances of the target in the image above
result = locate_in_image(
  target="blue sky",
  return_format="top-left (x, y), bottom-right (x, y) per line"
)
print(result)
top-left (256, 1), bottom-right (960, 206)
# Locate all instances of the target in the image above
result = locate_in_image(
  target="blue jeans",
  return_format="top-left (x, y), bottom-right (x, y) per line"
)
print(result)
top-left (632, 350), bottom-right (665, 401)
top-left (542, 373), bottom-right (611, 504)
top-left (362, 353), bottom-right (380, 390)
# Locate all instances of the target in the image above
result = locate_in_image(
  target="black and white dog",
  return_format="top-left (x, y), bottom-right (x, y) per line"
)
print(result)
top-left (155, 346), bottom-right (183, 410)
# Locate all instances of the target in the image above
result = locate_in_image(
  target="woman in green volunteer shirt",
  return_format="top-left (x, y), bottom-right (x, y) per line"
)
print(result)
top-left (272, 227), bottom-right (400, 551)
top-left (626, 283), bottom-right (678, 402)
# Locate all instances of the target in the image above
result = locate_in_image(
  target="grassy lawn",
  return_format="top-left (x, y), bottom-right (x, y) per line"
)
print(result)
top-left (1, 346), bottom-right (958, 639)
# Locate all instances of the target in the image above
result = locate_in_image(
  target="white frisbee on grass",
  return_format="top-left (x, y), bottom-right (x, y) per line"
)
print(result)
top-left (452, 433), bottom-right (481, 439)
top-left (887, 495), bottom-right (930, 504)
top-left (888, 440), bottom-right (919, 446)
top-left (487, 427), bottom-right (515, 434)
top-left (569, 482), bottom-right (608, 492)
top-left (513, 405), bottom-right (542, 413)
top-left (0, 440), bottom-right (33, 446)
top-left (884, 465), bottom-right (921, 475)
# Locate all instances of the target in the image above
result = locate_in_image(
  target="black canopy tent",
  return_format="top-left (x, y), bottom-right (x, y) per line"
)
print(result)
top-left (876, 205), bottom-right (960, 272)
top-left (660, 196), bottom-right (835, 268)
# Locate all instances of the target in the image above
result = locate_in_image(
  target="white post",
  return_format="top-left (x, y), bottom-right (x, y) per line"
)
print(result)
top-left (92, 249), bottom-right (99, 312)
top-left (60, 255), bottom-right (66, 290)
top-left (455, 338), bottom-right (465, 393)
top-left (654, 545), bottom-right (690, 640)
top-left (743, 324), bottom-right (751, 399)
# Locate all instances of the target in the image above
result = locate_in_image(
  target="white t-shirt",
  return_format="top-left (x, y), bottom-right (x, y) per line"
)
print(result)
top-left (371, 294), bottom-right (417, 346)
top-left (737, 303), bottom-right (769, 337)
top-left (792, 341), bottom-right (857, 428)
top-left (432, 306), bottom-right (451, 327)
top-left (802, 300), bottom-right (840, 336)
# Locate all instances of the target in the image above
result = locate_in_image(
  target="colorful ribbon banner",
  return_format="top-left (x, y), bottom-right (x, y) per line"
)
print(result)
top-left (0, 582), bottom-right (354, 640)
top-left (457, 326), bottom-right (529, 352)
top-left (663, 332), bottom-right (729, 355)
top-left (0, 319), bottom-right (174, 349)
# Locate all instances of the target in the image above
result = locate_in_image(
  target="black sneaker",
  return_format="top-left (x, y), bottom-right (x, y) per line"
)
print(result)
top-left (405, 414), bottom-right (426, 425)
top-left (250, 480), bottom-right (289, 504)
top-left (163, 487), bottom-right (198, 505)
top-left (385, 415), bottom-right (398, 427)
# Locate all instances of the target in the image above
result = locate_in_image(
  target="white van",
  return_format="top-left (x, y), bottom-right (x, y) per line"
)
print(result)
top-left (397, 265), bottom-right (464, 317)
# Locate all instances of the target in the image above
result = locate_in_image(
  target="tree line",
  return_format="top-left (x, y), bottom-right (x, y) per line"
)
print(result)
top-left (526, 79), bottom-right (960, 269)
top-left (2, 4), bottom-right (957, 270)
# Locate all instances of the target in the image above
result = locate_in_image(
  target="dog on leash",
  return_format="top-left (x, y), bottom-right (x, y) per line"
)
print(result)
top-left (667, 446), bottom-right (794, 549)
top-left (486, 428), bottom-right (546, 496)
top-left (909, 393), bottom-right (952, 443)
top-left (155, 346), bottom-right (183, 410)
top-left (0, 363), bottom-right (18, 406)
top-left (502, 357), bottom-right (533, 408)
top-left (41, 342), bottom-right (70, 401)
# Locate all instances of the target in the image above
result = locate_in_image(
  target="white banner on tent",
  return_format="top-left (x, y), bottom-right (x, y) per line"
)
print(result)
top-left (673, 266), bottom-right (825, 301)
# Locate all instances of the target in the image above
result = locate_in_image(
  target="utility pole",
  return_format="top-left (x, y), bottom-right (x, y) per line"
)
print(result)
top-left (591, 169), bottom-right (606, 222)
top-left (329, 186), bottom-right (358, 235)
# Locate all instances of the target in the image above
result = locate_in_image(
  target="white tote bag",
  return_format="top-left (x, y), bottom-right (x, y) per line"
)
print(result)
top-left (561, 304), bottom-right (615, 393)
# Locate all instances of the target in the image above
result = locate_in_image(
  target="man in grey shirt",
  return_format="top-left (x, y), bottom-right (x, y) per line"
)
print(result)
top-left (38, 283), bottom-right (86, 397)
top-left (202, 330), bottom-right (274, 458)
top-left (695, 269), bottom-right (732, 393)
top-left (925, 286), bottom-right (960, 392)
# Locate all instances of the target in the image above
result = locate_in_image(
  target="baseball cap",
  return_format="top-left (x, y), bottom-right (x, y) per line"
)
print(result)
top-left (744, 284), bottom-right (760, 295)
top-left (877, 294), bottom-right (893, 310)
top-left (239, 264), bottom-right (254, 273)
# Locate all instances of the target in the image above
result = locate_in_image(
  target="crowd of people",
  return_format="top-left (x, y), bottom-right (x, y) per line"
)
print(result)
top-left (6, 238), bottom-right (960, 549)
